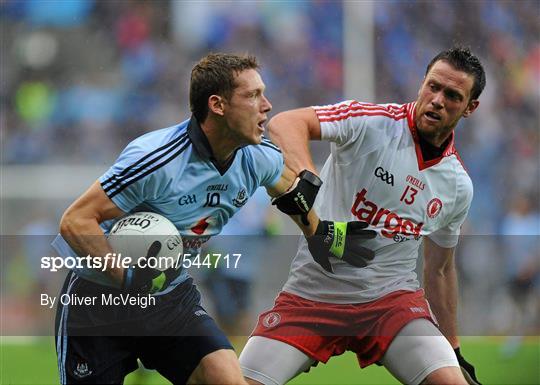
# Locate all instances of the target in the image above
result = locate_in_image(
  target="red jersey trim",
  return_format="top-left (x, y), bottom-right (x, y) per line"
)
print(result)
top-left (453, 150), bottom-right (469, 173)
top-left (405, 102), bottom-right (465, 171)
top-left (316, 101), bottom-right (407, 123)
top-left (318, 111), bottom-right (407, 122)
top-left (315, 101), bottom-right (467, 172)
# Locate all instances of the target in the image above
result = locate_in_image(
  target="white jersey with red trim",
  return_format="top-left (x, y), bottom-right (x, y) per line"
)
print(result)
top-left (282, 100), bottom-right (473, 303)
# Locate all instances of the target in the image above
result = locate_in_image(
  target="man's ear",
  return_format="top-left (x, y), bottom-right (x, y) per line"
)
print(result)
top-left (463, 99), bottom-right (479, 118)
top-left (208, 95), bottom-right (225, 116)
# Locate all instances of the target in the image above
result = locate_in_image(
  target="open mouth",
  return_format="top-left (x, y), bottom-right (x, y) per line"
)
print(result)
top-left (257, 118), bottom-right (267, 129)
top-left (424, 111), bottom-right (442, 121)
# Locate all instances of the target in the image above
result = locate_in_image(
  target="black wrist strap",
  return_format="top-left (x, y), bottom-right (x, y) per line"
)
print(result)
top-left (299, 170), bottom-right (322, 187)
top-left (298, 171), bottom-right (322, 226)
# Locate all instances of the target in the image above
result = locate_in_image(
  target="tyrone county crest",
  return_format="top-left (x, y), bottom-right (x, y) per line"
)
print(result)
top-left (262, 312), bottom-right (281, 328)
top-left (427, 198), bottom-right (443, 219)
top-left (232, 188), bottom-right (248, 208)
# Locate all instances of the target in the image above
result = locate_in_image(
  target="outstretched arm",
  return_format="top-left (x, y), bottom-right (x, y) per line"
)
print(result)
top-left (267, 108), bottom-right (321, 174)
top-left (265, 106), bottom-right (324, 234)
top-left (266, 107), bottom-right (375, 273)
top-left (266, 164), bottom-right (375, 274)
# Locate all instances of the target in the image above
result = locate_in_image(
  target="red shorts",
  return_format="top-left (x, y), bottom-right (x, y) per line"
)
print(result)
top-left (251, 289), bottom-right (435, 368)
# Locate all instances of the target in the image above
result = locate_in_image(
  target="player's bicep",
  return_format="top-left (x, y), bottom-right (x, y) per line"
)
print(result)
top-left (290, 107), bottom-right (322, 140)
top-left (64, 180), bottom-right (125, 224)
top-left (269, 107), bottom-right (322, 141)
top-left (313, 100), bottom-right (371, 146)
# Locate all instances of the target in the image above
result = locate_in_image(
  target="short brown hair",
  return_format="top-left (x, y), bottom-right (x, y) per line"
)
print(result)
top-left (189, 53), bottom-right (259, 123)
top-left (426, 46), bottom-right (486, 101)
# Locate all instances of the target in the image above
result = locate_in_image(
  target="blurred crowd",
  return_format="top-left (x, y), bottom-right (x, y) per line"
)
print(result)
top-left (1, 0), bottom-right (538, 339)
top-left (1, 0), bottom-right (342, 165)
top-left (2, 0), bottom-right (537, 230)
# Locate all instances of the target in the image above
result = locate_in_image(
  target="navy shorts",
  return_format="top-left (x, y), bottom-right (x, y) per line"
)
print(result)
top-left (55, 272), bottom-right (232, 384)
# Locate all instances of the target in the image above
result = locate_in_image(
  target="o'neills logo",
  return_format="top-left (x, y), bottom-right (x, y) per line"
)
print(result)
top-left (113, 216), bottom-right (155, 231)
top-left (351, 188), bottom-right (424, 240)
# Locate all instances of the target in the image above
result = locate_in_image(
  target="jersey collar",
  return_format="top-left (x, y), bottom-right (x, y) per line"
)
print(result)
top-left (406, 102), bottom-right (457, 171)
top-left (187, 116), bottom-right (237, 176)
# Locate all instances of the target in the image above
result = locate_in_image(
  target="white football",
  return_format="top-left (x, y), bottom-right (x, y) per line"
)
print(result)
top-left (108, 212), bottom-right (183, 271)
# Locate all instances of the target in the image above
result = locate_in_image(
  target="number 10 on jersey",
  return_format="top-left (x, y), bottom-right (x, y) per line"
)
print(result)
top-left (204, 192), bottom-right (220, 207)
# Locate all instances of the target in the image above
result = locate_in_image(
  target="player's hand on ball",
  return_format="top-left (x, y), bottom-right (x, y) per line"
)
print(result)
top-left (307, 220), bottom-right (376, 273)
top-left (455, 348), bottom-right (481, 385)
top-left (121, 241), bottom-right (181, 295)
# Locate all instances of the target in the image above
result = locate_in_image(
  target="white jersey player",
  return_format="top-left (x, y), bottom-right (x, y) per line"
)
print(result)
top-left (240, 47), bottom-right (485, 385)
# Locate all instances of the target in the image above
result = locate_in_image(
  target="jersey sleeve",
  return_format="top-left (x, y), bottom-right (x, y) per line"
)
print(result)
top-left (98, 138), bottom-right (163, 213)
top-left (428, 173), bottom-right (473, 248)
top-left (313, 100), bottom-right (368, 146)
top-left (252, 138), bottom-right (285, 188)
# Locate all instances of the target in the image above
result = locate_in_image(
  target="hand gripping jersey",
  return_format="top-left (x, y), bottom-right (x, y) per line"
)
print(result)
top-left (52, 117), bottom-right (283, 293)
top-left (283, 101), bottom-right (473, 303)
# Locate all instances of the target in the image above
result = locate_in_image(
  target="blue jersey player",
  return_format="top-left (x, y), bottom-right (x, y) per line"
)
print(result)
top-left (53, 54), bottom-right (338, 385)
top-left (53, 53), bottom-right (372, 384)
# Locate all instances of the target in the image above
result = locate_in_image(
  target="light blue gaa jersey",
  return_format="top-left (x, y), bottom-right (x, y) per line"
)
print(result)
top-left (52, 116), bottom-right (283, 294)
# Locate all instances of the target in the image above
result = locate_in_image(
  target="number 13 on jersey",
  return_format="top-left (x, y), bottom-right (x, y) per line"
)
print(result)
top-left (400, 186), bottom-right (418, 205)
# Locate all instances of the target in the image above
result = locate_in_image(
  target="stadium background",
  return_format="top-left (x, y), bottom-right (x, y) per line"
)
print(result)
top-left (1, 1), bottom-right (538, 384)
